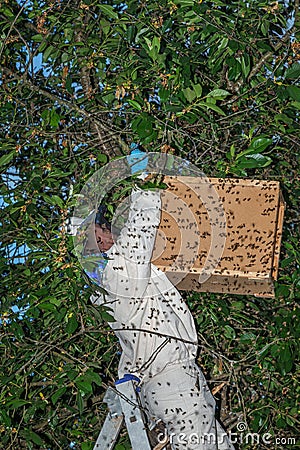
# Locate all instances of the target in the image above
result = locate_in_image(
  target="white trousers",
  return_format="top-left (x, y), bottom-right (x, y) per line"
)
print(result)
top-left (140, 362), bottom-right (235, 450)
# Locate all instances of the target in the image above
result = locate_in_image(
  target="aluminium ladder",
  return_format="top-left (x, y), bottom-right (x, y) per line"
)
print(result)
top-left (93, 374), bottom-right (152, 450)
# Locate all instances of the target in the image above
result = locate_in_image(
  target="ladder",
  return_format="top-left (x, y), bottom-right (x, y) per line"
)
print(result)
top-left (93, 374), bottom-right (152, 450)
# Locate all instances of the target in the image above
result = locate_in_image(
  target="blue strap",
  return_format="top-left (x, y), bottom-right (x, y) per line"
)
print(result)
top-left (115, 373), bottom-right (140, 385)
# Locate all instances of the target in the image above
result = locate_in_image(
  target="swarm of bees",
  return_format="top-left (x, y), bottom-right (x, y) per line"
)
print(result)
top-left (153, 177), bottom-right (285, 298)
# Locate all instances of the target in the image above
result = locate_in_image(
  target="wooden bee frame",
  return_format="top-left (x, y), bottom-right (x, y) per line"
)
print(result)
top-left (152, 177), bottom-right (285, 298)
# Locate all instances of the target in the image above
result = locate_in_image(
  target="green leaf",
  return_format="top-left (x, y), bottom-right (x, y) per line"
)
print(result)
top-left (66, 314), bottom-right (79, 334)
top-left (173, 0), bottom-right (195, 6)
top-left (67, 369), bottom-right (78, 381)
top-left (236, 154), bottom-right (272, 169)
top-left (143, 36), bottom-right (161, 61)
top-left (21, 430), bottom-right (44, 446)
top-left (2, 7), bottom-right (14, 18)
top-left (206, 89), bottom-right (231, 99)
top-left (270, 344), bottom-right (280, 357)
top-left (274, 113), bottom-right (293, 124)
top-left (197, 102), bottom-right (226, 116)
top-left (101, 310), bottom-right (115, 322)
top-left (232, 301), bottom-right (244, 310)
top-left (287, 85), bottom-right (300, 101)
top-left (99, 4), bottom-right (118, 19)
top-left (183, 87), bottom-right (196, 103)
top-left (51, 195), bottom-right (64, 208)
top-left (76, 370), bottom-right (102, 392)
top-left (276, 284), bottom-right (290, 297)
top-left (236, 137), bottom-right (273, 158)
top-left (65, 75), bottom-right (73, 93)
top-left (193, 83), bottom-right (202, 98)
top-left (127, 99), bottom-right (142, 110)
top-left (290, 100), bottom-right (300, 110)
top-left (41, 109), bottom-right (50, 125)
top-left (87, 370), bottom-right (102, 387)
top-left (136, 116), bottom-right (154, 139)
top-left (51, 387), bottom-right (67, 405)
top-left (152, 36), bottom-right (161, 52)
top-left (0, 410), bottom-right (11, 427)
top-left (159, 87), bottom-right (170, 102)
top-left (249, 137), bottom-right (273, 151)
top-left (0, 151), bottom-right (15, 166)
top-left (49, 297), bottom-right (62, 306)
top-left (240, 332), bottom-right (256, 342)
top-left (43, 45), bottom-right (56, 62)
top-left (286, 416), bottom-right (295, 426)
top-left (76, 380), bottom-right (93, 394)
top-left (6, 399), bottom-right (31, 409)
top-left (261, 20), bottom-right (269, 36)
top-left (224, 325), bottom-right (236, 339)
top-left (285, 63), bottom-right (300, 80)
top-left (31, 34), bottom-right (44, 42)
top-left (50, 110), bottom-right (60, 127)
top-left (97, 153), bottom-right (108, 163)
top-left (276, 415), bottom-right (286, 428)
top-left (126, 25), bottom-right (136, 43)
top-left (280, 257), bottom-right (294, 268)
top-left (38, 302), bottom-right (56, 311)
top-left (241, 54), bottom-right (251, 78)
top-left (81, 443), bottom-right (93, 450)
top-left (76, 391), bottom-right (84, 415)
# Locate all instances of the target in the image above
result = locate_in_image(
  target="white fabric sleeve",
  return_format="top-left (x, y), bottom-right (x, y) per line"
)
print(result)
top-left (118, 188), bottom-right (161, 252)
top-left (105, 189), bottom-right (161, 298)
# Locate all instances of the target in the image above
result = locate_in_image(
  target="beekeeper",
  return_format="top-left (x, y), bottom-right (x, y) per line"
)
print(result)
top-left (86, 186), bottom-right (234, 450)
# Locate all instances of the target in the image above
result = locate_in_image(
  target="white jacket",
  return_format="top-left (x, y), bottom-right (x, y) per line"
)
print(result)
top-left (92, 189), bottom-right (198, 382)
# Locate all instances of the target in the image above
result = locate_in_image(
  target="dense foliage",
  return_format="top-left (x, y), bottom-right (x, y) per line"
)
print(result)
top-left (0, 0), bottom-right (299, 449)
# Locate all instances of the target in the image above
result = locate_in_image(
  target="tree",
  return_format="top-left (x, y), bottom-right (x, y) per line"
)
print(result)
top-left (0, 0), bottom-right (299, 448)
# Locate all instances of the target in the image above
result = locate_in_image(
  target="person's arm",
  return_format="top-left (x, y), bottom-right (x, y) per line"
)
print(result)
top-left (105, 188), bottom-right (161, 298)
top-left (118, 188), bottom-right (161, 253)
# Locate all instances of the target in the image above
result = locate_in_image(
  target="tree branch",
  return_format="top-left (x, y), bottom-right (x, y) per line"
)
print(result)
top-left (247, 0), bottom-right (299, 81)
top-left (1, 67), bottom-right (129, 156)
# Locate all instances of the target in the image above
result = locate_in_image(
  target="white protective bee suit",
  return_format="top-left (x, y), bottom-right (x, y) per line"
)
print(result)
top-left (92, 189), bottom-right (234, 450)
